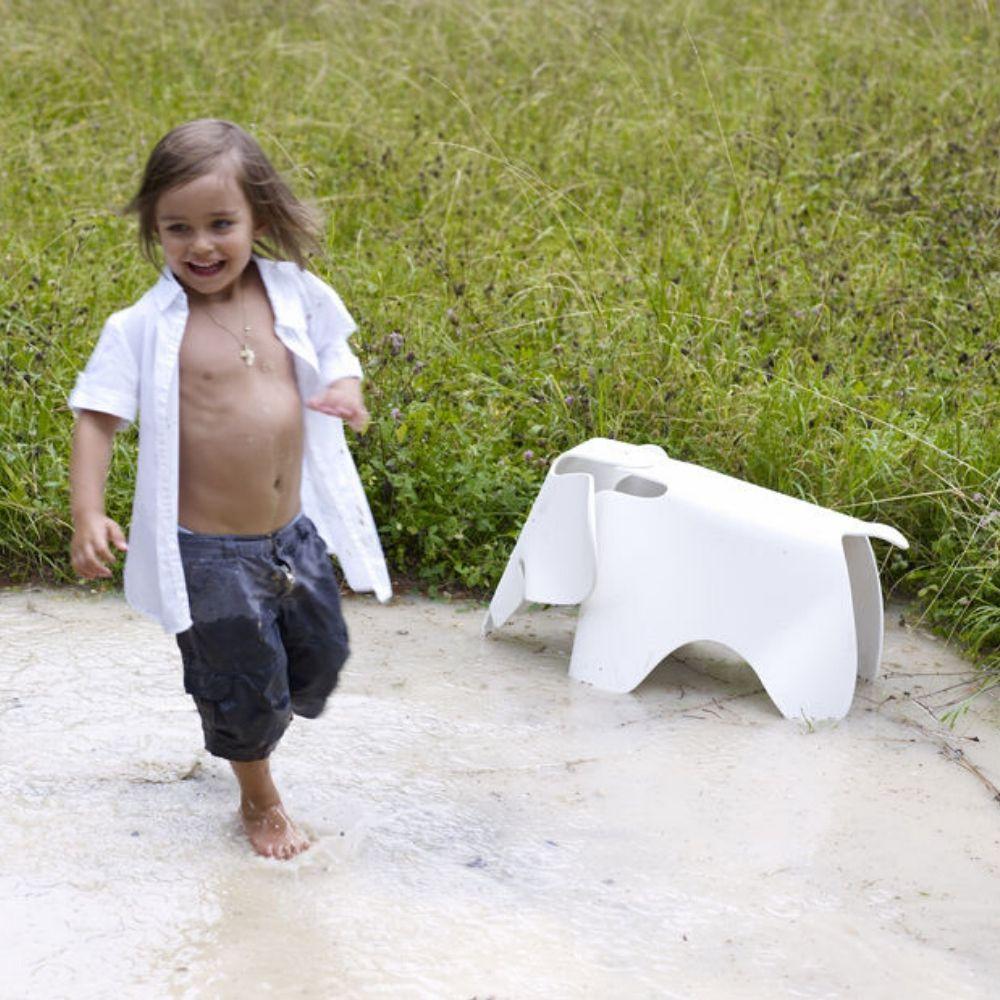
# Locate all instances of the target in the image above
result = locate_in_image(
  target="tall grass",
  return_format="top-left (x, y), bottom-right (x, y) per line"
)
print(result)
top-left (1, 0), bottom-right (997, 678)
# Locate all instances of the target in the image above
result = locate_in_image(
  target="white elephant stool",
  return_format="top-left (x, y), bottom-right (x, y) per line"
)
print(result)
top-left (483, 438), bottom-right (907, 720)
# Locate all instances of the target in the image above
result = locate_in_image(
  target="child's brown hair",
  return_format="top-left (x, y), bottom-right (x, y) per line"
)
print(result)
top-left (126, 119), bottom-right (321, 269)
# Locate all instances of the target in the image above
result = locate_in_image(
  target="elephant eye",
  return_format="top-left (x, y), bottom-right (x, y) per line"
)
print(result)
top-left (614, 475), bottom-right (667, 498)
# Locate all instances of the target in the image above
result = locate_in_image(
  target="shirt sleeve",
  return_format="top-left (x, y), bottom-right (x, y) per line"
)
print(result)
top-left (300, 269), bottom-right (364, 384)
top-left (68, 314), bottom-right (140, 428)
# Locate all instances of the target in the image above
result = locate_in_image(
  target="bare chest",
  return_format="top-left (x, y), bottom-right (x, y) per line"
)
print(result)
top-left (178, 308), bottom-right (304, 413)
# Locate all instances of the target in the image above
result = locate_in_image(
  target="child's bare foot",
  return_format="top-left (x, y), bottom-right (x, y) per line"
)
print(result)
top-left (229, 758), bottom-right (309, 860)
top-left (240, 799), bottom-right (310, 860)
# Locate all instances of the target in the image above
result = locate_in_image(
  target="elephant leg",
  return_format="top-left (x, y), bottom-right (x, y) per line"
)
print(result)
top-left (750, 608), bottom-right (858, 721)
top-left (568, 604), bottom-right (669, 693)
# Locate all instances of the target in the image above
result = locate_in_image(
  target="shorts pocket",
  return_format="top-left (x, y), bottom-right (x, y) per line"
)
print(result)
top-left (182, 559), bottom-right (245, 622)
top-left (183, 665), bottom-right (234, 702)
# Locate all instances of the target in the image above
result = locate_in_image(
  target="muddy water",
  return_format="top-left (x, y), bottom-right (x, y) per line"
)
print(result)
top-left (2, 587), bottom-right (999, 999)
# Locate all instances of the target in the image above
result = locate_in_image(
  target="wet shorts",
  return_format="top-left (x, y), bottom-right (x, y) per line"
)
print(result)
top-left (175, 513), bottom-right (349, 761)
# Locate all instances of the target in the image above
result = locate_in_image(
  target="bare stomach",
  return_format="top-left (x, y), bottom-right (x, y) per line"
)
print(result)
top-left (178, 379), bottom-right (305, 535)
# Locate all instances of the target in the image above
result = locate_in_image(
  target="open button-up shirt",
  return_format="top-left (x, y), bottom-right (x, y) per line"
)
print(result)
top-left (69, 257), bottom-right (392, 633)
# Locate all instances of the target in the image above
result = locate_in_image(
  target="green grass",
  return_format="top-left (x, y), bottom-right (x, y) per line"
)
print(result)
top-left (1, 0), bottom-right (997, 681)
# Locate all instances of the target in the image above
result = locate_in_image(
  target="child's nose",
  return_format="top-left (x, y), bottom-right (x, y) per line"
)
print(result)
top-left (192, 230), bottom-right (214, 253)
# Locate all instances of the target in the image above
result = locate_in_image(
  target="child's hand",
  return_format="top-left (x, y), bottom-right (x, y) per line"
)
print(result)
top-left (306, 377), bottom-right (370, 433)
top-left (70, 513), bottom-right (128, 580)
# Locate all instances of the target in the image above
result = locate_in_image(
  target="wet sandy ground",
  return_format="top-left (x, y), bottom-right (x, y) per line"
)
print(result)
top-left (2, 586), bottom-right (999, 1000)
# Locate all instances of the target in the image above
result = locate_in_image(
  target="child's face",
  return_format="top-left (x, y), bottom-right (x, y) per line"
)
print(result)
top-left (155, 166), bottom-right (263, 299)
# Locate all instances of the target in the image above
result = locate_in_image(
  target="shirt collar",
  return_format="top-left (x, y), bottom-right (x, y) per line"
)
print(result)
top-left (148, 255), bottom-right (306, 333)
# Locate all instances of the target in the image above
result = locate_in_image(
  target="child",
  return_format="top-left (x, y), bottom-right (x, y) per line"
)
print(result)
top-left (68, 119), bottom-right (392, 860)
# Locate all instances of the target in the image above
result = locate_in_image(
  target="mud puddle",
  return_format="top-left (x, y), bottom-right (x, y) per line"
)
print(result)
top-left (1, 587), bottom-right (998, 999)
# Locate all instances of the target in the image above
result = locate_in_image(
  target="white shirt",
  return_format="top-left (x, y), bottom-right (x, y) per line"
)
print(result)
top-left (69, 257), bottom-right (392, 633)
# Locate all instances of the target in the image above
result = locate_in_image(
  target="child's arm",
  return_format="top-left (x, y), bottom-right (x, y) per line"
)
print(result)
top-left (299, 270), bottom-right (368, 432)
top-left (306, 377), bottom-right (370, 433)
top-left (69, 409), bottom-right (129, 579)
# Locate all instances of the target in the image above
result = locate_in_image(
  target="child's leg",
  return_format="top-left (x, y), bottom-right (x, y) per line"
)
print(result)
top-left (221, 516), bottom-right (348, 860)
top-left (230, 758), bottom-right (310, 860)
top-left (276, 516), bottom-right (351, 717)
top-left (175, 525), bottom-right (313, 861)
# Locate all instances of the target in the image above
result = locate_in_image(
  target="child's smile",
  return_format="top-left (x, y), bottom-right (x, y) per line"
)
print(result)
top-left (187, 260), bottom-right (226, 278)
top-left (155, 167), bottom-right (263, 301)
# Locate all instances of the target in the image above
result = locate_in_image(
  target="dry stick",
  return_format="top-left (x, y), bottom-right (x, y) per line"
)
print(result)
top-left (889, 670), bottom-right (978, 677)
top-left (901, 703), bottom-right (1000, 806)
top-left (918, 677), bottom-right (984, 700)
top-left (453, 756), bottom-right (602, 776)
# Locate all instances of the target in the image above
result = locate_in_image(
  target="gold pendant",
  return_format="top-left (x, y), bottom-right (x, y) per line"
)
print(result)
top-left (240, 344), bottom-right (256, 367)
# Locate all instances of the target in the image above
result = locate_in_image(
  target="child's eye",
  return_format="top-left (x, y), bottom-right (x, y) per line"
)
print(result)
top-left (213, 219), bottom-right (234, 230)
top-left (166, 223), bottom-right (189, 233)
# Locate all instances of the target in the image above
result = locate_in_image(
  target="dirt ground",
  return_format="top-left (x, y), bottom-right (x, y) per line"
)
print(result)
top-left (2, 586), bottom-right (998, 999)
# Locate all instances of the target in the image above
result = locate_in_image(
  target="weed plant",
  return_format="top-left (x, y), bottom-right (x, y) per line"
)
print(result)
top-left (1, 0), bottom-right (997, 684)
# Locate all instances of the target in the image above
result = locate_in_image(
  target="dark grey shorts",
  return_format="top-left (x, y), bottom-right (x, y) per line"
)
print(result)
top-left (175, 513), bottom-right (349, 761)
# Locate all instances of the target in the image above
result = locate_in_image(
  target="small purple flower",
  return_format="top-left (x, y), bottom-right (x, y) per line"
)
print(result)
top-left (390, 407), bottom-right (402, 421)
top-left (524, 450), bottom-right (534, 460)
top-left (388, 331), bottom-right (404, 355)
top-left (564, 395), bottom-right (575, 405)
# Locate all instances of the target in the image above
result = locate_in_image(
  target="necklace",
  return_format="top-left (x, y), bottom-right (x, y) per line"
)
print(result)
top-left (203, 286), bottom-right (256, 366)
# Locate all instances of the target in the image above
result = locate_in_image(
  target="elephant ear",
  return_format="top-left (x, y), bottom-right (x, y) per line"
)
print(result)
top-left (484, 470), bottom-right (597, 634)
top-left (520, 471), bottom-right (598, 605)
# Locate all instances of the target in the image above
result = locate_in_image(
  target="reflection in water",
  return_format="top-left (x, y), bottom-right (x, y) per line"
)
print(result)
top-left (1, 588), bottom-right (997, 999)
